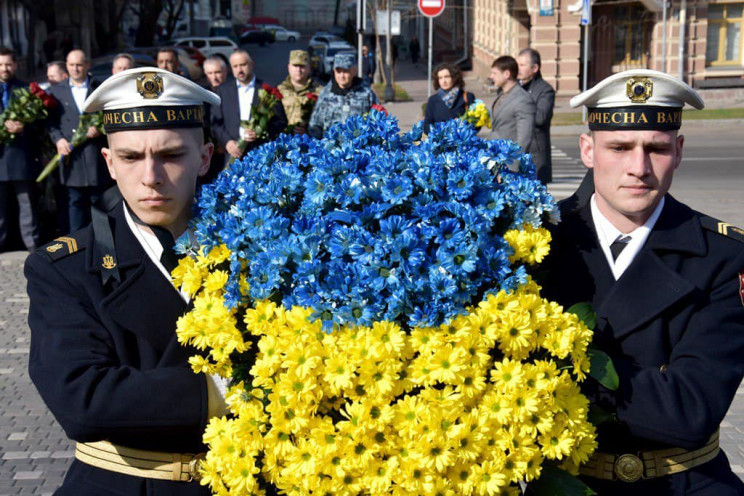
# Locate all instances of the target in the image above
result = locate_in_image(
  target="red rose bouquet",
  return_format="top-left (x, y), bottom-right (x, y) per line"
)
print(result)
top-left (0, 82), bottom-right (57, 144)
top-left (231, 84), bottom-right (283, 164)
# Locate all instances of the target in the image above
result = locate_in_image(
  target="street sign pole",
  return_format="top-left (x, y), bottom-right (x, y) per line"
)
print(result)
top-left (357, 0), bottom-right (363, 75)
top-left (418, 0), bottom-right (445, 98)
top-left (580, 0), bottom-right (591, 122)
top-left (428, 17), bottom-right (433, 97)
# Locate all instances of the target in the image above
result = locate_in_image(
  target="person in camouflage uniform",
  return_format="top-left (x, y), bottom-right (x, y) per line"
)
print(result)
top-left (308, 52), bottom-right (378, 138)
top-left (278, 50), bottom-right (322, 135)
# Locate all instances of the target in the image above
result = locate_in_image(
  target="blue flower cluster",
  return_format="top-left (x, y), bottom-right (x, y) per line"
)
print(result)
top-left (187, 111), bottom-right (556, 330)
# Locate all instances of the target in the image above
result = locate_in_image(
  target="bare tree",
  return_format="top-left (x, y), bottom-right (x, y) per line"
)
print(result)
top-left (133, 0), bottom-right (164, 46)
top-left (162, 0), bottom-right (187, 40)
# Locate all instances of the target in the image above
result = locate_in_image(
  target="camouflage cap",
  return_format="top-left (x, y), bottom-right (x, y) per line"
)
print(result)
top-left (333, 52), bottom-right (356, 70)
top-left (289, 50), bottom-right (309, 66)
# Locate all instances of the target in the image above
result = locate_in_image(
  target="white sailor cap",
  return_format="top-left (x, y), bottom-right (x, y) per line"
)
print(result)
top-left (83, 67), bottom-right (220, 133)
top-left (570, 69), bottom-right (704, 131)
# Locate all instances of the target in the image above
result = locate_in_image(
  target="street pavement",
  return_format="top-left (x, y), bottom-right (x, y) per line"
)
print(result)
top-left (1, 47), bottom-right (742, 495)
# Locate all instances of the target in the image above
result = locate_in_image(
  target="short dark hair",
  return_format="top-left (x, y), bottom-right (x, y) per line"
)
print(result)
top-left (47, 60), bottom-right (67, 73)
top-left (491, 56), bottom-right (518, 81)
top-left (518, 48), bottom-right (541, 69)
top-left (113, 53), bottom-right (134, 65)
top-left (432, 63), bottom-right (464, 91)
top-left (157, 47), bottom-right (178, 59)
top-left (0, 47), bottom-right (16, 61)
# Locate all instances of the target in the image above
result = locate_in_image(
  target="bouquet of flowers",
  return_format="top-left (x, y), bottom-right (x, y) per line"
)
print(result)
top-left (175, 112), bottom-right (603, 495)
top-left (0, 82), bottom-right (57, 144)
top-left (286, 92), bottom-right (317, 134)
top-left (461, 99), bottom-right (491, 129)
top-left (232, 84), bottom-right (283, 164)
top-left (36, 111), bottom-right (105, 182)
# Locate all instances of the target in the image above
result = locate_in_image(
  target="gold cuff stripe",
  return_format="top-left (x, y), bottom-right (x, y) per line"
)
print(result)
top-left (75, 441), bottom-right (202, 482)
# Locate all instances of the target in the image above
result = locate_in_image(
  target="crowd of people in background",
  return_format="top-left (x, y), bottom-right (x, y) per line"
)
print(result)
top-left (0, 42), bottom-right (556, 253)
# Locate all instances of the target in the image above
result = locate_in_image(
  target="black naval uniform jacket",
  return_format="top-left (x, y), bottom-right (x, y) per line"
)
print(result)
top-left (26, 203), bottom-right (211, 496)
top-left (540, 194), bottom-right (744, 495)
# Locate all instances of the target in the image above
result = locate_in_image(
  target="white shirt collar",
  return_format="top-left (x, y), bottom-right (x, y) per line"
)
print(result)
top-left (590, 194), bottom-right (665, 280)
top-left (69, 77), bottom-right (89, 89)
top-left (123, 203), bottom-right (190, 302)
top-left (236, 76), bottom-right (255, 89)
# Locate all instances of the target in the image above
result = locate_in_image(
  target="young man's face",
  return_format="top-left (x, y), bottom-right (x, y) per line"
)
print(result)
top-left (489, 66), bottom-right (509, 89)
top-left (101, 127), bottom-right (212, 237)
top-left (580, 129), bottom-right (683, 231)
top-left (0, 55), bottom-right (16, 83)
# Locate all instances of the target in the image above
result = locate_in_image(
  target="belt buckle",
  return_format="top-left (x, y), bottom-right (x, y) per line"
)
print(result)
top-left (187, 453), bottom-right (206, 482)
top-left (614, 453), bottom-right (644, 482)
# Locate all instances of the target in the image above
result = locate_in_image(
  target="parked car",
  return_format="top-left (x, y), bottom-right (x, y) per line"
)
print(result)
top-left (172, 37), bottom-right (238, 64)
top-left (89, 52), bottom-right (156, 81)
top-left (238, 28), bottom-right (275, 46)
top-left (263, 25), bottom-right (301, 42)
top-left (308, 32), bottom-right (344, 47)
top-left (320, 42), bottom-right (355, 76)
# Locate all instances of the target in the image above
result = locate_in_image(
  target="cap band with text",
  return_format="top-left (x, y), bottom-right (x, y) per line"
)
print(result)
top-left (102, 105), bottom-right (204, 133)
top-left (587, 106), bottom-right (683, 131)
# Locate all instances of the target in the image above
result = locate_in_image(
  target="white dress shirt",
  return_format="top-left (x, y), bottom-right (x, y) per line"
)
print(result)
top-left (237, 76), bottom-right (256, 124)
top-left (590, 194), bottom-right (665, 280)
top-left (70, 78), bottom-right (89, 115)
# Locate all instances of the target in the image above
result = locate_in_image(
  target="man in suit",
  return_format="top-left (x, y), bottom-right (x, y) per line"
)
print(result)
top-left (517, 48), bottom-right (555, 184)
top-left (211, 49), bottom-right (287, 165)
top-left (540, 70), bottom-right (744, 495)
top-left (48, 49), bottom-right (110, 233)
top-left (0, 47), bottom-right (41, 252)
top-left (26, 67), bottom-right (227, 495)
top-left (488, 55), bottom-right (536, 153)
top-left (203, 56), bottom-right (229, 91)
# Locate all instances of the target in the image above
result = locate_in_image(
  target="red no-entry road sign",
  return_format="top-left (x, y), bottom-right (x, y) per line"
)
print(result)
top-left (419, 0), bottom-right (445, 17)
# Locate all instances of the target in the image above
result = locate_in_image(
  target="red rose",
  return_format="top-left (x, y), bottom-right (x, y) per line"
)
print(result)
top-left (371, 103), bottom-right (388, 115)
top-left (306, 93), bottom-right (318, 102)
top-left (29, 82), bottom-right (41, 95)
top-left (262, 83), bottom-right (271, 92)
top-left (41, 95), bottom-right (58, 109)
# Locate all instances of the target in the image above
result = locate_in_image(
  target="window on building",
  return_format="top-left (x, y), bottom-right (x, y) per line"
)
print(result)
top-left (613, 4), bottom-right (649, 66)
top-left (706, 3), bottom-right (743, 65)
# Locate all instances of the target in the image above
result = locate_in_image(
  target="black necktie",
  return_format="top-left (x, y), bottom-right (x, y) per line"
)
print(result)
top-left (610, 235), bottom-right (631, 261)
top-left (150, 225), bottom-right (180, 272)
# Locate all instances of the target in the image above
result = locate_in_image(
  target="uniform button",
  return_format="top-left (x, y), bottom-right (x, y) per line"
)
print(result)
top-left (659, 364), bottom-right (668, 373)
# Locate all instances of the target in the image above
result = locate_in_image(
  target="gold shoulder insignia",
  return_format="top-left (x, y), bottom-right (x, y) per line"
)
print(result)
top-left (38, 233), bottom-right (87, 262)
top-left (699, 215), bottom-right (744, 243)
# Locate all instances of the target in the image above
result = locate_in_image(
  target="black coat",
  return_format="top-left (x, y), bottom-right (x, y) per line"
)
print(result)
top-left (26, 203), bottom-right (211, 495)
top-left (0, 78), bottom-right (41, 181)
top-left (540, 195), bottom-right (744, 495)
top-left (522, 75), bottom-right (554, 183)
top-left (423, 89), bottom-right (475, 134)
top-left (47, 78), bottom-right (110, 188)
top-left (210, 77), bottom-right (288, 156)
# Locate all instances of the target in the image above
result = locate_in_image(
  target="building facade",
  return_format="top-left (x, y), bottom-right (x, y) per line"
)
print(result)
top-left (472, 0), bottom-right (744, 96)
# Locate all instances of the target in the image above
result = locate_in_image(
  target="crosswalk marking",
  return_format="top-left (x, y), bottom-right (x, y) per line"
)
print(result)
top-left (546, 145), bottom-right (586, 201)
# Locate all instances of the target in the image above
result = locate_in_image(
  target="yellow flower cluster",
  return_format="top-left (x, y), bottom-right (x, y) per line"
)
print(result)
top-left (175, 243), bottom-right (597, 495)
top-left (463, 101), bottom-right (492, 129)
top-left (504, 225), bottom-right (552, 266)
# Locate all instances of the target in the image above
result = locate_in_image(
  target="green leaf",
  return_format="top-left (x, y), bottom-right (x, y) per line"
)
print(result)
top-left (530, 465), bottom-right (596, 496)
top-left (587, 403), bottom-right (618, 425)
top-left (567, 302), bottom-right (596, 329)
top-left (587, 347), bottom-right (619, 391)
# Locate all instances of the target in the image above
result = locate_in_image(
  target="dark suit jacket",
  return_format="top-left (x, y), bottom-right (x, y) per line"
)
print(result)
top-left (211, 77), bottom-right (287, 156)
top-left (26, 203), bottom-right (211, 495)
top-left (522, 75), bottom-right (555, 183)
top-left (423, 89), bottom-right (475, 134)
top-left (540, 195), bottom-right (744, 495)
top-left (489, 84), bottom-right (535, 151)
top-left (47, 77), bottom-right (110, 188)
top-left (0, 78), bottom-right (41, 181)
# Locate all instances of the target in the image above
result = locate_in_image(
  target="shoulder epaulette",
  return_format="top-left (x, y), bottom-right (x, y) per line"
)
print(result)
top-left (699, 216), bottom-right (744, 243)
top-left (38, 233), bottom-right (87, 262)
